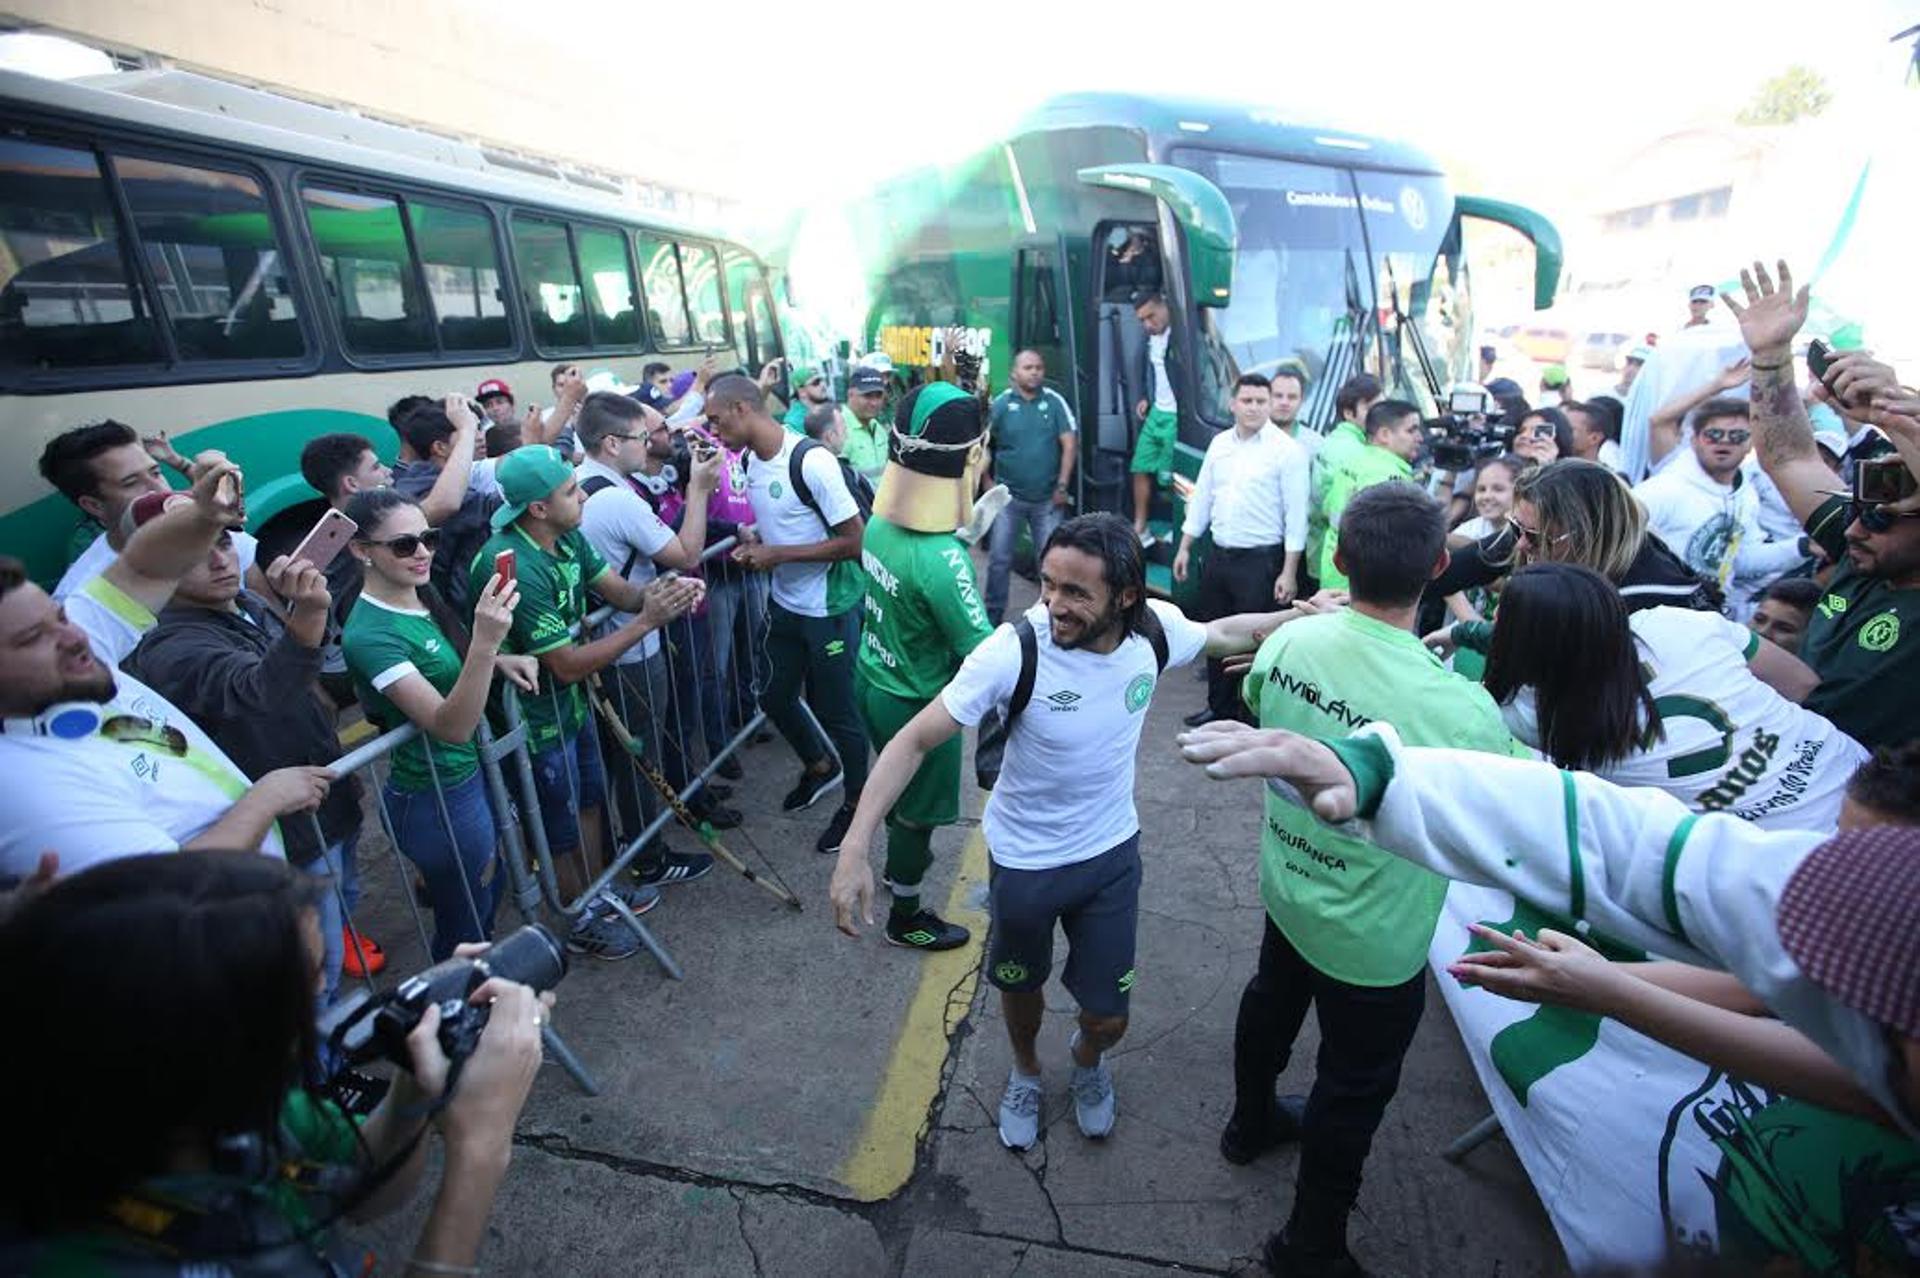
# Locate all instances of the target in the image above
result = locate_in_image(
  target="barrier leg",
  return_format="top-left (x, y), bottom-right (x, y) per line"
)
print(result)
top-left (1440, 1112), bottom-right (1503, 1163)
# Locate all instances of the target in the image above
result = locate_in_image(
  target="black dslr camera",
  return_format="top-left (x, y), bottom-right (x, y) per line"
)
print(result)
top-left (1423, 385), bottom-right (1517, 472)
top-left (319, 924), bottom-right (568, 1074)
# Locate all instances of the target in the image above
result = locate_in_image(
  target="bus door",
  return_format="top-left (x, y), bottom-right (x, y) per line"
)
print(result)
top-left (1074, 164), bottom-right (1236, 525)
top-left (1010, 236), bottom-right (1081, 498)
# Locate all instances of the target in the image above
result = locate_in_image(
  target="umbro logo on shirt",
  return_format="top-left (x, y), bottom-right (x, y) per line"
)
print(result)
top-left (1045, 689), bottom-right (1081, 711)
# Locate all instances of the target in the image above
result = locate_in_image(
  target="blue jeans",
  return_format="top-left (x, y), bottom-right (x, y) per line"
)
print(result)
top-left (529, 726), bottom-right (607, 858)
top-left (986, 496), bottom-right (1063, 624)
top-left (303, 841), bottom-right (348, 1008)
top-left (386, 772), bottom-right (500, 961)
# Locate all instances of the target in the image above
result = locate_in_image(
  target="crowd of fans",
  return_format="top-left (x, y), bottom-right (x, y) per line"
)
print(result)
top-left (2, 255), bottom-right (1917, 1276)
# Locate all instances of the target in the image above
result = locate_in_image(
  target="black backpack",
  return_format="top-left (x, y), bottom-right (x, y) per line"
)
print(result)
top-left (974, 609), bottom-right (1170, 791)
top-left (790, 437), bottom-right (875, 527)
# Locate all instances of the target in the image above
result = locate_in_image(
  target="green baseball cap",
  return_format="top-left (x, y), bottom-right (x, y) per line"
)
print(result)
top-left (490, 444), bottom-right (574, 529)
top-left (791, 364), bottom-right (825, 393)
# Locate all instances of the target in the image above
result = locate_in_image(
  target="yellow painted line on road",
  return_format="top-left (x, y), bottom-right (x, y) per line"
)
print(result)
top-left (836, 826), bottom-right (991, 1202)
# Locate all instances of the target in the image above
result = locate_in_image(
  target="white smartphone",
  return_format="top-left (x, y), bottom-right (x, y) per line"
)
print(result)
top-left (291, 509), bottom-right (358, 571)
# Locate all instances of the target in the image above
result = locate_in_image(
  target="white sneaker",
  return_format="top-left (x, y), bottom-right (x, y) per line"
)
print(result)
top-left (1070, 1034), bottom-right (1116, 1139)
top-left (998, 1070), bottom-right (1043, 1151)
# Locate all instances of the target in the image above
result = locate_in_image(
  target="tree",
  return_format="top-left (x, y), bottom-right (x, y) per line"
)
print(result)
top-left (1736, 66), bottom-right (1833, 126)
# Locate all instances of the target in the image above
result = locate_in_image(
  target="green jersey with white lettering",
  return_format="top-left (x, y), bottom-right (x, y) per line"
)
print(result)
top-left (857, 515), bottom-right (993, 703)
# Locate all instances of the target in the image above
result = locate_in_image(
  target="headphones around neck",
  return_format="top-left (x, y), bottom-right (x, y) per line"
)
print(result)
top-left (1, 701), bottom-right (105, 740)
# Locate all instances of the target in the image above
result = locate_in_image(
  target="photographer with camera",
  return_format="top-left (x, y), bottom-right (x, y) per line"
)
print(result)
top-left (1725, 260), bottom-right (1920, 750)
top-left (0, 852), bottom-right (553, 1276)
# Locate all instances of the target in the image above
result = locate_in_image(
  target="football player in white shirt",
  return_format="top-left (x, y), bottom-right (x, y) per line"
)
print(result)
top-left (1, 462), bottom-right (334, 883)
top-left (829, 513), bottom-right (1308, 1152)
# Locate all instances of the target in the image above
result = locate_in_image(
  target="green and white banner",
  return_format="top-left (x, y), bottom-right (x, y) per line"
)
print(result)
top-left (1431, 883), bottom-right (1920, 1274)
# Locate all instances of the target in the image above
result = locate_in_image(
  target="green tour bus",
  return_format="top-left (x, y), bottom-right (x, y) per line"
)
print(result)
top-left (850, 93), bottom-right (1561, 596)
top-left (0, 67), bottom-right (788, 586)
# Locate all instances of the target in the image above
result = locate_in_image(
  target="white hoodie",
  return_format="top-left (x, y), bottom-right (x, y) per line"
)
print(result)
top-left (1632, 448), bottom-right (1803, 618)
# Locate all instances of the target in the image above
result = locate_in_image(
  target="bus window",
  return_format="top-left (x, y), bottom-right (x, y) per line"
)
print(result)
top-left (1170, 149), bottom-right (1372, 427)
top-left (0, 137), bottom-right (161, 370)
top-left (303, 186), bottom-right (433, 357)
top-left (679, 242), bottom-right (728, 347)
top-left (511, 214), bottom-right (587, 351)
top-left (635, 233), bottom-right (691, 347)
top-left (1354, 171), bottom-right (1452, 414)
top-left (116, 156), bottom-right (303, 363)
top-left (575, 224), bottom-right (638, 348)
top-left (411, 198), bottom-right (507, 352)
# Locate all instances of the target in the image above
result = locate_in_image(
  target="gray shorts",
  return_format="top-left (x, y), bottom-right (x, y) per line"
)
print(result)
top-left (986, 832), bottom-right (1142, 1018)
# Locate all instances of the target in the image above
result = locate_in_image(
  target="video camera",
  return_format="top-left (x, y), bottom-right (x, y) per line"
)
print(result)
top-left (318, 924), bottom-right (568, 1075)
top-left (1422, 384), bottom-right (1517, 472)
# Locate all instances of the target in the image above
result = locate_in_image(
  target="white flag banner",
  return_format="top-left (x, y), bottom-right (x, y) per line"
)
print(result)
top-left (1430, 882), bottom-right (1919, 1274)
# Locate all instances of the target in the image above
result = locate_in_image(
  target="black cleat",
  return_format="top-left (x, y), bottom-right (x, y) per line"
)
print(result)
top-left (884, 908), bottom-right (971, 951)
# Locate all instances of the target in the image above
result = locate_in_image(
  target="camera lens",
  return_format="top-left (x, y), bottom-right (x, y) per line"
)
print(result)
top-left (479, 923), bottom-right (568, 992)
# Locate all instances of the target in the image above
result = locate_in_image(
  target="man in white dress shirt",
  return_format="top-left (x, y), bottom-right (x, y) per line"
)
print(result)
top-left (1174, 373), bottom-right (1309, 726)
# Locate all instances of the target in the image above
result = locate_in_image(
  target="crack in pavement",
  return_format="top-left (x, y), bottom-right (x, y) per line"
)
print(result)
top-left (729, 1188), bottom-right (768, 1278)
top-left (514, 1130), bottom-right (869, 1220)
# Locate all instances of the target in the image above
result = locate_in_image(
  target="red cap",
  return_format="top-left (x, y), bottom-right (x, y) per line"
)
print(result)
top-left (477, 379), bottom-right (514, 402)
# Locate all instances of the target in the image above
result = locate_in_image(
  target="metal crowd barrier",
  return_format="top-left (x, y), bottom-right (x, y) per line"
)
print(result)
top-left (305, 534), bottom-right (825, 1095)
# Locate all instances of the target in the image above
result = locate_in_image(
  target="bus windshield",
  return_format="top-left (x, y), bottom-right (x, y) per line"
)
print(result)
top-left (1171, 149), bottom-right (1453, 423)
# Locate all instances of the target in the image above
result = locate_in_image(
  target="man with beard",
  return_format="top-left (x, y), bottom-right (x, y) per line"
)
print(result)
top-left (829, 513), bottom-right (1293, 1150)
top-left (0, 460), bottom-right (334, 880)
top-left (783, 366), bottom-right (835, 434)
top-left (1728, 260), bottom-right (1920, 750)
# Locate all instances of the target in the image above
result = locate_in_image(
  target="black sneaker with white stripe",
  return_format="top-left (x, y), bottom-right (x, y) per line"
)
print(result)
top-left (884, 908), bottom-right (970, 951)
top-left (634, 846), bottom-right (715, 887)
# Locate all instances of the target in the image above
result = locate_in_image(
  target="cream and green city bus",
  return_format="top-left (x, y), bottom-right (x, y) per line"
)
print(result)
top-left (0, 68), bottom-right (787, 584)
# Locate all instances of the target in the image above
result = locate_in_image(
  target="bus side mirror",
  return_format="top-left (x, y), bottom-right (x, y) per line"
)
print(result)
top-left (1454, 196), bottom-right (1563, 311)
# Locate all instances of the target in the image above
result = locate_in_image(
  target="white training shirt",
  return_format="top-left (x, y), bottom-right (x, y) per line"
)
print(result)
top-left (745, 432), bottom-right (860, 617)
top-left (943, 599), bottom-right (1208, 871)
top-left (0, 575), bottom-right (286, 880)
top-left (576, 457), bottom-right (676, 662)
top-left (1501, 606), bottom-right (1865, 832)
top-left (53, 528), bottom-right (260, 602)
top-left (1181, 423), bottom-right (1309, 551)
top-left (1147, 331), bottom-right (1177, 412)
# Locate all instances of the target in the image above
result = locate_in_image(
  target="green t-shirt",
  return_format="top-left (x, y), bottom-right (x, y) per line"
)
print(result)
top-left (857, 515), bottom-right (994, 702)
top-left (469, 523), bottom-right (608, 751)
top-left (1800, 494), bottom-right (1920, 750)
top-left (342, 593), bottom-right (480, 791)
top-left (1244, 608), bottom-right (1520, 985)
top-left (842, 409), bottom-right (889, 481)
top-left (782, 399), bottom-right (809, 434)
top-left (1315, 445), bottom-right (1414, 590)
top-left (989, 387), bottom-right (1076, 502)
top-left (1305, 420), bottom-right (1367, 571)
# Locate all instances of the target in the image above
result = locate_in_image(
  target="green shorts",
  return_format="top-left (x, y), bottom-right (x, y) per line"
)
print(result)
top-left (857, 678), bottom-right (962, 829)
top-left (1129, 406), bottom-right (1178, 476)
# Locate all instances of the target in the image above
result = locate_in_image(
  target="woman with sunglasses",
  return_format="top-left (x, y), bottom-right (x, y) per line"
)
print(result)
top-left (340, 489), bottom-right (537, 958)
top-left (1512, 406), bottom-right (1576, 465)
top-left (1426, 459), bottom-right (1723, 627)
top-left (1475, 563), bottom-right (1865, 832)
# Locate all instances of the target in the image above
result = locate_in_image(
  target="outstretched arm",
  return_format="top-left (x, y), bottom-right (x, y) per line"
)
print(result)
top-left (1722, 262), bottom-right (1844, 525)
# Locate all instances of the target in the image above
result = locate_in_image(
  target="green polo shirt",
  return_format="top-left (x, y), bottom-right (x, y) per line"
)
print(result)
top-left (990, 387), bottom-right (1076, 502)
top-left (857, 515), bottom-right (994, 702)
top-left (1315, 445), bottom-right (1415, 590)
top-left (1244, 609), bottom-right (1521, 985)
top-left (1306, 420), bottom-right (1367, 572)
top-left (1799, 495), bottom-right (1920, 749)
top-left (842, 408), bottom-right (889, 481)
top-left (468, 522), bottom-right (608, 750)
top-left (782, 399), bottom-right (809, 434)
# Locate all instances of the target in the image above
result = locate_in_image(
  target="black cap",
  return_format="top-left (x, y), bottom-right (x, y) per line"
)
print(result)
top-left (849, 367), bottom-right (888, 395)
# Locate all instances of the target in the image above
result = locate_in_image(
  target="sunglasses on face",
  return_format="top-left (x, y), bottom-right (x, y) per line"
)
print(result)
top-left (359, 529), bottom-right (442, 557)
top-left (1848, 501), bottom-right (1920, 535)
top-left (1506, 515), bottom-right (1572, 547)
top-left (1701, 427), bottom-right (1751, 445)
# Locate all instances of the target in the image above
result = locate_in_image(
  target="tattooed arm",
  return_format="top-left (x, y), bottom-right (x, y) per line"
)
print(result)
top-left (1721, 260), bottom-right (1843, 526)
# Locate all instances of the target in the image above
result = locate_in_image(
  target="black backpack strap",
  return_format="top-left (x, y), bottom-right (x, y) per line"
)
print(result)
top-left (577, 474), bottom-right (641, 580)
top-left (789, 438), bottom-right (827, 528)
top-left (1138, 606), bottom-right (1169, 673)
top-left (1006, 616), bottom-right (1039, 725)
